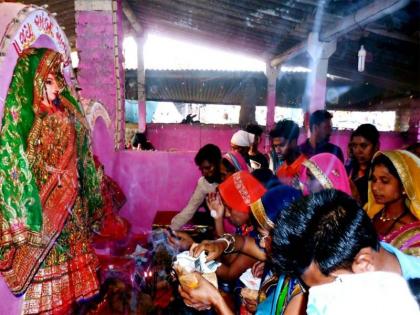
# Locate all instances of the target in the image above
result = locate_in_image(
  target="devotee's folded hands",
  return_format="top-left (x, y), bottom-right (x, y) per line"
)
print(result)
top-left (178, 272), bottom-right (234, 315)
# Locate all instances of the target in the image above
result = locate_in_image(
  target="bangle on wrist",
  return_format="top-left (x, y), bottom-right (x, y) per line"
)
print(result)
top-left (219, 233), bottom-right (236, 254)
top-left (218, 238), bottom-right (229, 251)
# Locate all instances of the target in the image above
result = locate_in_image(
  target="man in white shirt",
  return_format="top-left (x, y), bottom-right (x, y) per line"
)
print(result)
top-left (170, 144), bottom-right (222, 230)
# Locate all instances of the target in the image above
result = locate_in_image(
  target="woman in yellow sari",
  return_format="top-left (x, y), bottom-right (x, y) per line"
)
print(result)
top-left (0, 48), bottom-right (103, 313)
top-left (366, 150), bottom-right (420, 256)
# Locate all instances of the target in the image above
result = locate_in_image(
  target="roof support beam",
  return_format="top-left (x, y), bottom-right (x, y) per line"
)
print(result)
top-left (366, 27), bottom-right (418, 44)
top-left (270, 0), bottom-right (410, 67)
top-left (265, 64), bottom-right (279, 131)
top-left (122, 0), bottom-right (143, 34)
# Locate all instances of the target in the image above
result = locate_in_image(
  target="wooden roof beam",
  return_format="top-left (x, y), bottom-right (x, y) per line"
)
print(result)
top-left (366, 27), bottom-right (418, 44)
top-left (122, 0), bottom-right (143, 35)
top-left (270, 0), bottom-right (411, 67)
top-left (327, 66), bottom-right (419, 93)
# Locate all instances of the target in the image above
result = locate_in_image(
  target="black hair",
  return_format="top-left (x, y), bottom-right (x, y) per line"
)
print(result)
top-left (245, 124), bottom-right (264, 137)
top-left (251, 168), bottom-right (280, 189)
top-left (132, 132), bottom-right (155, 150)
top-left (221, 157), bottom-right (237, 173)
top-left (132, 132), bottom-right (147, 146)
top-left (194, 144), bottom-right (222, 166)
top-left (351, 124), bottom-right (380, 147)
top-left (269, 119), bottom-right (300, 141)
top-left (249, 153), bottom-right (269, 169)
top-left (270, 189), bottom-right (379, 278)
top-left (371, 154), bottom-right (401, 184)
top-left (309, 110), bottom-right (332, 131)
top-left (407, 143), bottom-right (420, 153)
top-left (407, 278), bottom-right (420, 306)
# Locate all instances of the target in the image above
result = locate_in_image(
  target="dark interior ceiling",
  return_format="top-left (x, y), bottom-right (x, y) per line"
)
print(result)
top-left (126, 0), bottom-right (419, 109)
top-left (126, 0), bottom-right (419, 94)
top-left (12, 0), bottom-right (420, 109)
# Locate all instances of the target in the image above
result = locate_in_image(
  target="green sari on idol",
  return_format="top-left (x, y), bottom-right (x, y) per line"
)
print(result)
top-left (0, 48), bottom-right (103, 314)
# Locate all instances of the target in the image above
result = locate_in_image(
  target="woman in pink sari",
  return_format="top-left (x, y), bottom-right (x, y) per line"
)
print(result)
top-left (299, 153), bottom-right (352, 195)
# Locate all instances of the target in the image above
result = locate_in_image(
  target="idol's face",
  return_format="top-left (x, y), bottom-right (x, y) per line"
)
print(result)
top-left (43, 73), bottom-right (60, 104)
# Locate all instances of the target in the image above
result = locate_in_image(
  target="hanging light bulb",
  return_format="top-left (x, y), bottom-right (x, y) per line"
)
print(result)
top-left (358, 45), bottom-right (366, 72)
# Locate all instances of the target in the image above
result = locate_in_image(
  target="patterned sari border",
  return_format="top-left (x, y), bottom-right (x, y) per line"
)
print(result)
top-left (250, 199), bottom-right (274, 230)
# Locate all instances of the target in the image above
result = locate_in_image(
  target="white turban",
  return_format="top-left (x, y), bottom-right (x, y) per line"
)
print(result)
top-left (231, 130), bottom-right (255, 147)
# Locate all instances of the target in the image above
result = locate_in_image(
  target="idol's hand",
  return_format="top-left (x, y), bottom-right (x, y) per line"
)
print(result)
top-left (189, 239), bottom-right (227, 261)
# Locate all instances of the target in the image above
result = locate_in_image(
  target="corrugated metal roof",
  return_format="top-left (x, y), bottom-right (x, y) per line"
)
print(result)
top-left (126, 69), bottom-right (408, 111)
top-left (126, 69), bottom-right (267, 105)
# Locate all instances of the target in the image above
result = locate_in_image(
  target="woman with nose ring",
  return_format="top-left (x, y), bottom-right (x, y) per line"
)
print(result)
top-left (366, 150), bottom-right (420, 255)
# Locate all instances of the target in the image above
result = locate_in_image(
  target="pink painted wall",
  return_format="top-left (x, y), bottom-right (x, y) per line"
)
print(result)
top-left (74, 5), bottom-right (205, 233)
top-left (91, 121), bottom-right (200, 233)
top-left (146, 123), bottom-right (406, 157)
top-left (146, 123), bottom-right (235, 152)
top-left (98, 123), bottom-right (407, 232)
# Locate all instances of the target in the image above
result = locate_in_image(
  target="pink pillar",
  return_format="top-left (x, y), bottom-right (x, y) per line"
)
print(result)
top-left (138, 100), bottom-right (146, 132)
top-left (75, 0), bottom-right (125, 154)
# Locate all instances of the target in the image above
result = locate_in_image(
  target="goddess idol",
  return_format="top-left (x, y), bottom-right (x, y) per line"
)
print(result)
top-left (0, 48), bottom-right (103, 314)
